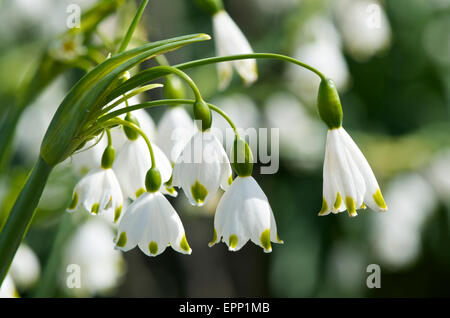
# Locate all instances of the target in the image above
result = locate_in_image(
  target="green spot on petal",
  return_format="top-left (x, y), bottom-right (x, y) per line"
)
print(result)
top-left (148, 241), bottom-right (158, 255)
top-left (229, 234), bottom-right (238, 249)
top-left (114, 205), bottom-right (122, 223)
top-left (360, 203), bottom-right (367, 209)
top-left (373, 189), bottom-right (387, 210)
top-left (116, 232), bottom-right (127, 248)
top-left (165, 185), bottom-right (176, 194)
top-left (180, 235), bottom-right (191, 252)
top-left (191, 181), bottom-right (208, 204)
top-left (228, 175), bottom-right (233, 185)
top-left (319, 197), bottom-right (328, 215)
top-left (276, 234), bottom-right (284, 244)
top-left (68, 192), bottom-right (78, 210)
top-left (91, 203), bottom-right (99, 214)
top-left (209, 229), bottom-right (218, 246)
top-left (260, 229), bottom-right (272, 251)
top-left (345, 196), bottom-right (357, 217)
top-left (136, 188), bottom-right (145, 198)
top-left (334, 192), bottom-right (342, 210)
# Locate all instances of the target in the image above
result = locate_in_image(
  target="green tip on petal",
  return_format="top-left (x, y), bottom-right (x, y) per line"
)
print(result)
top-left (91, 203), bottom-right (100, 215)
top-left (228, 175), bottom-right (233, 186)
top-left (148, 241), bottom-right (158, 255)
top-left (228, 234), bottom-right (238, 250)
top-left (135, 188), bottom-right (146, 198)
top-left (68, 192), bottom-right (78, 211)
top-left (260, 229), bottom-right (272, 252)
top-left (276, 234), bottom-right (284, 244)
top-left (318, 197), bottom-right (328, 216)
top-left (180, 235), bottom-right (191, 253)
top-left (373, 189), bottom-right (387, 211)
top-left (334, 192), bottom-right (342, 210)
top-left (191, 180), bottom-right (208, 204)
top-left (345, 196), bottom-right (357, 218)
top-left (208, 229), bottom-right (218, 247)
top-left (116, 232), bottom-right (127, 248)
top-left (114, 205), bottom-right (122, 223)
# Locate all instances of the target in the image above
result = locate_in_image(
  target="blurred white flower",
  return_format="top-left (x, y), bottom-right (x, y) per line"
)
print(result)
top-left (0, 275), bottom-right (18, 298)
top-left (334, 0), bottom-right (391, 61)
top-left (209, 176), bottom-right (283, 252)
top-left (212, 10), bottom-right (257, 90)
top-left (9, 244), bottom-right (40, 291)
top-left (157, 107), bottom-right (196, 164)
top-left (426, 150), bottom-right (450, 200)
top-left (264, 92), bottom-right (325, 169)
top-left (287, 17), bottom-right (349, 104)
top-left (63, 219), bottom-right (125, 297)
top-left (173, 131), bottom-right (232, 206)
top-left (15, 78), bottom-right (66, 161)
top-left (115, 192), bottom-right (191, 256)
top-left (49, 34), bottom-right (87, 62)
top-left (319, 127), bottom-right (387, 217)
top-left (370, 173), bottom-right (437, 269)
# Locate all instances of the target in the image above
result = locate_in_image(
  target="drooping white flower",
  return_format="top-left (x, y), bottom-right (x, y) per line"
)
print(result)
top-left (115, 191), bottom-right (191, 257)
top-left (67, 167), bottom-right (123, 223)
top-left (319, 127), bottom-right (387, 217)
top-left (63, 218), bottom-right (125, 297)
top-left (172, 131), bottom-right (232, 206)
top-left (157, 107), bottom-right (196, 164)
top-left (212, 10), bottom-right (257, 90)
top-left (209, 176), bottom-right (283, 252)
top-left (113, 137), bottom-right (172, 199)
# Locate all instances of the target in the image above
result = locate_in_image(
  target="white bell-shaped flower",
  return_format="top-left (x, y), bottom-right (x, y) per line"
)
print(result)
top-left (209, 176), bottom-right (283, 253)
top-left (67, 167), bottom-right (124, 223)
top-left (319, 127), bottom-right (387, 217)
top-left (113, 137), bottom-right (172, 199)
top-left (172, 131), bottom-right (232, 206)
top-left (114, 191), bottom-right (191, 257)
top-left (212, 10), bottom-right (257, 90)
top-left (157, 107), bottom-right (196, 164)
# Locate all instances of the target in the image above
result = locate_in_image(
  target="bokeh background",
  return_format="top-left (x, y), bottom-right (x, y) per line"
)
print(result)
top-left (1, 0), bottom-right (450, 297)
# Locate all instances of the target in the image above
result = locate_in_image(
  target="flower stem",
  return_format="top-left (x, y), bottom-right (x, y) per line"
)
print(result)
top-left (116, 0), bottom-right (149, 54)
top-left (99, 99), bottom-right (238, 135)
top-left (174, 53), bottom-right (326, 80)
top-left (0, 157), bottom-right (53, 285)
top-left (103, 117), bottom-right (156, 167)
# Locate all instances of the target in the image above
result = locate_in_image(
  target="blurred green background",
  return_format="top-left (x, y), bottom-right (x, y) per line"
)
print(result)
top-left (1, 0), bottom-right (450, 297)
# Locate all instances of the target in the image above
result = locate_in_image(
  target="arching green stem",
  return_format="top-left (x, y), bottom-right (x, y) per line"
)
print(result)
top-left (105, 128), bottom-right (112, 146)
top-left (98, 99), bottom-right (238, 136)
top-left (101, 84), bottom-right (163, 115)
top-left (103, 117), bottom-right (156, 168)
top-left (150, 65), bottom-right (203, 101)
top-left (174, 53), bottom-right (326, 80)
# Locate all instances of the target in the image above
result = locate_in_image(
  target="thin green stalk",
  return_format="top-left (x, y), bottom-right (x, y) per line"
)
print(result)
top-left (99, 98), bottom-right (238, 135)
top-left (103, 117), bottom-right (156, 167)
top-left (0, 157), bottom-right (53, 284)
top-left (116, 0), bottom-right (149, 54)
top-left (174, 53), bottom-right (326, 80)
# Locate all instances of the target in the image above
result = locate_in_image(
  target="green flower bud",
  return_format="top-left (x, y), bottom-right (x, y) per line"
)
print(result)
top-left (164, 75), bottom-right (186, 101)
top-left (101, 146), bottom-right (115, 169)
top-left (123, 112), bottom-right (140, 140)
top-left (145, 167), bottom-right (162, 193)
top-left (193, 99), bottom-right (212, 131)
top-left (317, 78), bottom-right (343, 129)
top-left (231, 136), bottom-right (253, 177)
top-left (196, 0), bottom-right (223, 15)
